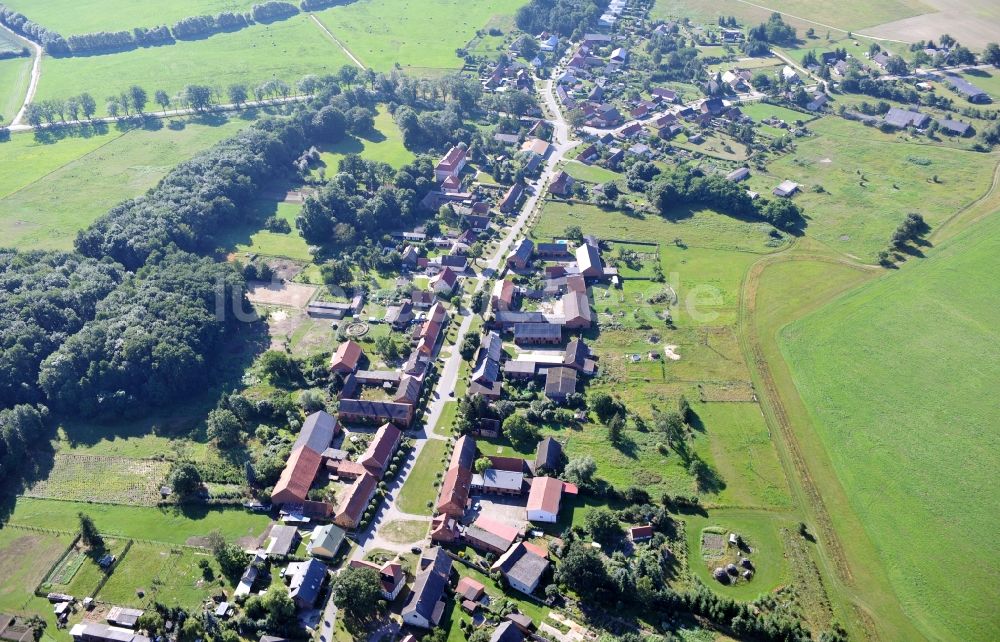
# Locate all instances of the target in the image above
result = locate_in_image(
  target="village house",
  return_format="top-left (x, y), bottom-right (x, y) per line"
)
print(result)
top-left (472, 468), bottom-right (526, 496)
top-left (429, 267), bottom-right (459, 294)
top-left (435, 145), bottom-right (467, 182)
top-left (883, 107), bottom-right (930, 130)
top-left (266, 524), bottom-right (300, 557)
top-left (357, 422), bottom-right (403, 478)
top-left (491, 542), bottom-right (549, 596)
top-left (514, 322), bottom-right (562, 345)
top-left (544, 367), bottom-right (578, 402)
top-left (384, 301), bottom-right (414, 330)
top-left (629, 525), bottom-right (654, 543)
top-left (465, 516), bottom-right (521, 555)
top-left (437, 435), bottom-right (477, 517)
top-left (285, 558), bottom-right (327, 609)
top-left (772, 180), bottom-right (800, 198)
top-left (726, 167), bottom-right (750, 182)
top-left (562, 291), bottom-right (593, 329)
top-left (548, 171), bottom-right (575, 196)
top-left (526, 476), bottom-right (577, 523)
top-left (491, 279), bottom-right (517, 312)
top-left (70, 624), bottom-right (150, 642)
top-left (333, 472), bottom-right (378, 529)
top-left (271, 411), bottom-right (339, 506)
top-left (329, 340), bottom-right (364, 375)
top-left (575, 241), bottom-right (603, 278)
top-left (498, 183), bottom-right (524, 213)
top-left (534, 436), bottom-right (562, 474)
top-left (402, 547), bottom-right (453, 629)
top-left (307, 523), bottom-right (346, 559)
top-left (506, 238), bottom-right (534, 270)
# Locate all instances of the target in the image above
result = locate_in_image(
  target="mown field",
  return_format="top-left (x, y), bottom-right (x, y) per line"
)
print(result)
top-left (777, 214), bottom-right (1000, 641)
top-left (32, 16), bottom-right (351, 116)
top-left (316, 108), bottom-right (414, 170)
top-left (749, 116), bottom-right (998, 261)
top-left (651, 0), bottom-right (929, 32)
top-left (396, 438), bottom-right (447, 514)
top-left (0, 53), bottom-right (31, 125)
top-left (0, 0), bottom-right (261, 35)
top-left (97, 542), bottom-right (229, 609)
top-left (0, 117), bottom-right (247, 250)
top-left (0, 528), bottom-right (73, 611)
top-left (314, 0), bottom-right (527, 73)
top-left (222, 200), bottom-right (311, 261)
top-left (8, 498), bottom-right (270, 546)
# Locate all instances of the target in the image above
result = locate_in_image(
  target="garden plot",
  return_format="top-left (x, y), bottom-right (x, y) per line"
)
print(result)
top-left (25, 454), bottom-right (171, 505)
top-left (0, 529), bottom-right (74, 611)
top-left (246, 280), bottom-right (317, 308)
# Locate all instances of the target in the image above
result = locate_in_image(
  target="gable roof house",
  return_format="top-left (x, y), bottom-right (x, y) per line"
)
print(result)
top-left (544, 367), bottom-right (578, 402)
top-left (271, 411), bottom-right (338, 506)
top-left (465, 516), bottom-right (521, 555)
top-left (491, 279), bottom-right (516, 312)
top-left (526, 476), bottom-right (576, 523)
top-left (266, 524), bottom-right (301, 557)
top-left (285, 558), bottom-right (327, 609)
top-left (429, 267), bottom-right (459, 294)
top-left (883, 107), bottom-right (930, 130)
top-left (575, 242), bottom-right (603, 278)
top-left (514, 322), bottom-right (562, 345)
top-left (772, 180), bottom-right (800, 198)
top-left (548, 171), bottom-right (575, 196)
top-left (506, 238), bottom-right (535, 270)
top-left (307, 524), bottom-right (346, 559)
top-left (357, 423), bottom-right (403, 478)
top-left (350, 559), bottom-right (406, 600)
top-left (490, 621), bottom-right (525, 642)
top-left (330, 340), bottom-right (364, 374)
top-left (435, 145), bottom-right (467, 181)
top-left (534, 437), bottom-right (563, 474)
top-left (402, 547), bottom-right (453, 629)
top-left (498, 183), bottom-right (525, 213)
top-left (945, 74), bottom-right (990, 103)
top-left (491, 542), bottom-right (550, 596)
top-left (726, 167), bottom-right (750, 182)
top-left (562, 291), bottom-right (593, 329)
top-left (437, 435), bottom-right (477, 517)
top-left (333, 472), bottom-right (378, 529)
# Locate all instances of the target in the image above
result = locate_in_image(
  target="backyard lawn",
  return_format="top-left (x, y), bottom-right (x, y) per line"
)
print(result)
top-left (397, 439), bottom-right (448, 514)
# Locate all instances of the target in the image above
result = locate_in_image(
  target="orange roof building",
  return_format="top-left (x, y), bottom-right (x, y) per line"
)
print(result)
top-left (330, 340), bottom-right (364, 374)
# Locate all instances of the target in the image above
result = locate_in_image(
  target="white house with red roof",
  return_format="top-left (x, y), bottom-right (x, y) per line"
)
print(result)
top-left (435, 145), bottom-right (467, 182)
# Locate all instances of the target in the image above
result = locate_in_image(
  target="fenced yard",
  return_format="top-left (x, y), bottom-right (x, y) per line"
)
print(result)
top-left (0, 528), bottom-right (74, 611)
top-left (24, 454), bottom-right (171, 505)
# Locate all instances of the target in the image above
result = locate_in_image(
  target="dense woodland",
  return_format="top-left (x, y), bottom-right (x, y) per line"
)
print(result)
top-left (515, 0), bottom-right (608, 39)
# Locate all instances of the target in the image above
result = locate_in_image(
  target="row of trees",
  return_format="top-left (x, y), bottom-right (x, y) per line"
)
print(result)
top-left (0, 2), bottom-right (302, 56)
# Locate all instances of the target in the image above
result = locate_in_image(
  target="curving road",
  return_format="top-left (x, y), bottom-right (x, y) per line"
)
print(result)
top-left (0, 23), bottom-right (42, 127)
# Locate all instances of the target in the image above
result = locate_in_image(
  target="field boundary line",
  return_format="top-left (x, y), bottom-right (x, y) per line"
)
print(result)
top-left (728, 0), bottom-right (915, 43)
top-left (0, 22), bottom-right (42, 126)
top-left (308, 14), bottom-right (365, 69)
top-left (930, 154), bottom-right (1000, 244)
top-left (0, 128), bottom-right (129, 202)
top-left (737, 249), bottom-right (883, 641)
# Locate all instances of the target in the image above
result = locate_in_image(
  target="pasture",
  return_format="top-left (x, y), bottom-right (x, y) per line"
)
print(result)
top-left (559, 160), bottom-right (622, 184)
top-left (0, 117), bottom-right (247, 250)
top-left (0, 0), bottom-right (261, 35)
top-left (0, 54), bottom-right (31, 126)
top-left (223, 200), bottom-right (311, 261)
top-left (314, 0), bottom-right (528, 73)
top-left (396, 438), bottom-right (447, 514)
top-left (752, 116), bottom-right (998, 261)
top-left (777, 213), bottom-right (1000, 641)
top-left (0, 528), bottom-right (73, 611)
top-left (8, 498), bottom-right (270, 546)
top-left (739, 102), bottom-right (811, 125)
top-left (33, 16), bottom-right (351, 115)
top-left (316, 108), bottom-right (414, 170)
top-left (97, 542), bottom-right (226, 609)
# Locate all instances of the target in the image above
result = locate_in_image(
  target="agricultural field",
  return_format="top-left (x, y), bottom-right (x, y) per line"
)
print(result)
top-left (32, 16), bottom-right (352, 116)
top-left (777, 212), bottom-right (1000, 641)
top-left (7, 498), bottom-right (270, 547)
top-left (0, 0), bottom-right (261, 35)
top-left (313, 0), bottom-right (528, 73)
top-left (0, 528), bottom-right (74, 611)
top-left (652, 0), bottom-right (929, 32)
top-left (0, 117), bottom-right (248, 250)
top-left (739, 102), bottom-right (813, 125)
top-left (97, 542), bottom-right (227, 609)
top-left (749, 116), bottom-right (998, 261)
top-left (23, 454), bottom-right (171, 505)
top-left (0, 54), bottom-right (31, 126)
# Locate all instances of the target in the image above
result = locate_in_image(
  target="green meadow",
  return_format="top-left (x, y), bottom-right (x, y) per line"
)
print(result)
top-left (8, 498), bottom-right (270, 545)
top-left (778, 214), bottom-right (1000, 641)
top-left (652, 0), bottom-right (928, 32)
top-left (0, 0), bottom-right (261, 35)
top-left (316, 108), bottom-right (414, 170)
top-left (97, 543), bottom-right (228, 609)
top-left (0, 54), bottom-right (31, 125)
top-left (314, 0), bottom-right (528, 73)
top-left (223, 200), bottom-right (312, 261)
top-left (396, 438), bottom-right (447, 514)
top-left (750, 116), bottom-right (998, 261)
top-left (33, 16), bottom-right (352, 115)
top-left (0, 117), bottom-right (247, 250)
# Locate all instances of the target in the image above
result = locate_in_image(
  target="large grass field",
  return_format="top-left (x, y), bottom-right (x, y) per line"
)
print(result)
top-left (316, 108), bottom-right (414, 170)
top-left (8, 498), bottom-right (270, 546)
top-left (314, 0), bottom-right (527, 73)
top-left (0, 117), bottom-right (247, 250)
top-left (33, 16), bottom-right (351, 115)
top-left (777, 214), bottom-right (1000, 641)
top-left (0, 54), bottom-right (31, 126)
top-left (0, 528), bottom-right (74, 611)
top-left (0, 0), bottom-right (261, 35)
top-left (222, 200), bottom-right (312, 261)
top-left (651, 0), bottom-right (929, 32)
top-left (750, 116), bottom-right (998, 261)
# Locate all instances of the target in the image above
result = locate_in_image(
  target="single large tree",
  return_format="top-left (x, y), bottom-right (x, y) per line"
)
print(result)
top-left (227, 84), bottom-right (248, 107)
top-left (129, 85), bottom-right (147, 113)
top-left (78, 512), bottom-right (102, 548)
top-left (169, 461), bottom-right (202, 496)
top-left (154, 90), bottom-right (170, 114)
top-left (79, 93), bottom-right (96, 119)
top-left (502, 414), bottom-right (539, 450)
top-left (331, 566), bottom-right (383, 623)
top-left (206, 408), bottom-right (242, 447)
